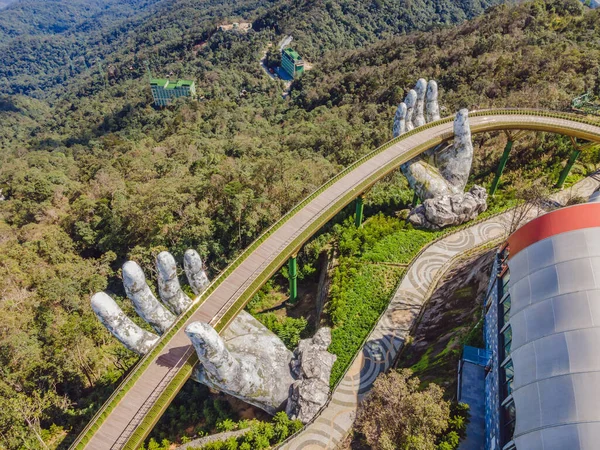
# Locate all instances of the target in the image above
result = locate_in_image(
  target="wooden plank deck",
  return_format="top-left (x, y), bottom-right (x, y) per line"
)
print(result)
top-left (81, 113), bottom-right (600, 449)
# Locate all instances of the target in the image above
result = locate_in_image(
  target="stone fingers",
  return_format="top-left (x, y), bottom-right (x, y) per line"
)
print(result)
top-left (404, 90), bottom-right (417, 132)
top-left (156, 251), bottom-right (192, 315)
top-left (393, 103), bottom-right (407, 138)
top-left (185, 322), bottom-right (241, 386)
top-left (413, 78), bottom-right (427, 127)
top-left (399, 79), bottom-right (438, 135)
top-left (400, 159), bottom-right (454, 200)
top-left (435, 108), bottom-right (474, 192)
top-left (91, 292), bottom-right (159, 355)
top-left (122, 261), bottom-right (176, 334)
top-left (184, 249), bottom-right (210, 295)
top-left (426, 80), bottom-right (440, 122)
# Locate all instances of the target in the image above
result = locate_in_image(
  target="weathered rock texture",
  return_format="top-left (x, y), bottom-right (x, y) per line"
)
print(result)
top-left (187, 311), bottom-right (294, 414)
top-left (408, 185), bottom-right (488, 229)
top-left (157, 251), bottom-right (192, 315)
top-left (286, 328), bottom-right (337, 423)
top-left (393, 79), bottom-right (487, 229)
top-left (184, 249), bottom-right (210, 295)
top-left (122, 261), bottom-right (176, 334)
top-left (91, 292), bottom-right (159, 354)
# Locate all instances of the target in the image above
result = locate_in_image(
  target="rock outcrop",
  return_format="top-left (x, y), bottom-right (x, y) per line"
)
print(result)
top-left (394, 79), bottom-right (487, 229)
top-left (408, 185), bottom-right (488, 229)
top-left (286, 328), bottom-right (337, 423)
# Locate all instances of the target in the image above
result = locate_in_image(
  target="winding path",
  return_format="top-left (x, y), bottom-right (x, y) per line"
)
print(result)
top-left (73, 111), bottom-right (600, 449)
top-left (279, 172), bottom-right (600, 450)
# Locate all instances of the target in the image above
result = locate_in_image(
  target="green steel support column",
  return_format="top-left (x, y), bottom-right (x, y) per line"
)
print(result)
top-left (556, 149), bottom-right (582, 189)
top-left (490, 140), bottom-right (514, 196)
top-left (354, 195), bottom-right (364, 228)
top-left (288, 255), bottom-right (298, 304)
top-left (412, 192), bottom-right (420, 206)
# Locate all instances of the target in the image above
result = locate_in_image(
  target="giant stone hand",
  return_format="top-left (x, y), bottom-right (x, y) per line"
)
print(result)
top-left (393, 79), bottom-right (487, 229)
top-left (90, 250), bottom-right (297, 414)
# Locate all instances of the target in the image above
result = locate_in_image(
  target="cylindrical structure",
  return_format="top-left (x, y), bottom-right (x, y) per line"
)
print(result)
top-left (505, 203), bottom-right (600, 449)
top-left (490, 140), bottom-right (513, 197)
top-left (288, 255), bottom-right (298, 304)
top-left (355, 195), bottom-right (364, 228)
top-left (556, 149), bottom-right (582, 189)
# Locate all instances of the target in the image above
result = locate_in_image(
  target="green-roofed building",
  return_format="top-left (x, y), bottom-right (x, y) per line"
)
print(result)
top-left (150, 78), bottom-right (196, 106)
top-left (281, 48), bottom-right (304, 79)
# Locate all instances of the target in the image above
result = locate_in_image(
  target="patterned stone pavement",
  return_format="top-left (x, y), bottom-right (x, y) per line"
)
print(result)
top-left (279, 173), bottom-right (600, 450)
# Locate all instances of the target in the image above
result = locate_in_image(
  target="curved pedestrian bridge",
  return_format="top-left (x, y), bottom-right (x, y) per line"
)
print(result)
top-left (72, 110), bottom-right (600, 449)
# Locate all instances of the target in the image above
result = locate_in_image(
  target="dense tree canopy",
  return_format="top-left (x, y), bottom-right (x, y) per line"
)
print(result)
top-left (1, 0), bottom-right (599, 447)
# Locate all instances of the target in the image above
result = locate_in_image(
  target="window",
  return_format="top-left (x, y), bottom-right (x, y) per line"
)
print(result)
top-left (500, 293), bottom-right (511, 328)
top-left (501, 326), bottom-right (512, 360)
top-left (501, 400), bottom-right (516, 445)
top-left (500, 270), bottom-right (510, 296)
top-left (501, 359), bottom-right (514, 399)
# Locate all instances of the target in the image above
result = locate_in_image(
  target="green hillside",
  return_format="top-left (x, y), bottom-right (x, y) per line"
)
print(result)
top-left (0, 0), bottom-right (507, 97)
top-left (1, 0), bottom-right (600, 447)
top-left (0, 0), bottom-right (161, 42)
top-left (254, 0), bottom-right (505, 58)
top-left (0, 0), bottom-right (268, 96)
top-left (294, 0), bottom-right (599, 111)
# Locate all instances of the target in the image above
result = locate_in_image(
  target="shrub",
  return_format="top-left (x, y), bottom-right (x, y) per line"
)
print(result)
top-left (255, 313), bottom-right (308, 349)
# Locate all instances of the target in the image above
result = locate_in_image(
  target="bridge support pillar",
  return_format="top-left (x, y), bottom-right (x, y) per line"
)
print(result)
top-left (490, 131), bottom-right (527, 196)
top-left (288, 255), bottom-right (298, 304)
top-left (490, 140), bottom-right (513, 196)
top-left (555, 136), bottom-right (600, 189)
top-left (556, 149), bottom-right (581, 189)
top-left (354, 195), bottom-right (364, 228)
top-left (556, 139), bottom-right (600, 189)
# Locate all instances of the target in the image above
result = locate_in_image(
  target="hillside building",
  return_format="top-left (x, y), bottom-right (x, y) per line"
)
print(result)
top-left (150, 78), bottom-right (196, 107)
top-left (472, 199), bottom-right (600, 450)
top-left (281, 48), bottom-right (304, 79)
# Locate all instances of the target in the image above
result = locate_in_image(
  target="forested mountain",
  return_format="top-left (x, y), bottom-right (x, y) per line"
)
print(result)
top-left (1, 0), bottom-right (600, 447)
top-left (0, 0), bottom-right (507, 97)
top-left (0, 0), bottom-right (271, 96)
top-left (254, 0), bottom-right (505, 58)
top-left (0, 0), bottom-right (162, 43)
top-left (0, 0), bottom-right (163, 96)
top-left (294, 0), bottom-right (599, 111)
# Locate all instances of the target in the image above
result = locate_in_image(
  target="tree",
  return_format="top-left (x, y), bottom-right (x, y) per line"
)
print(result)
top-left (265, 46), bottom-right (281, 70)
top-left (505, 178), bottom-right (549, 235)
top-left (354, 369), bottom-right (451, 450)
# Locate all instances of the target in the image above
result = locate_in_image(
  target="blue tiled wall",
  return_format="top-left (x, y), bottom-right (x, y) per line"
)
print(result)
top-left (484, 254), bottom-right (500, 450)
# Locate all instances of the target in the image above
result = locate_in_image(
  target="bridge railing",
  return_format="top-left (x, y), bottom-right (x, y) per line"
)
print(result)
top-left (70, 110), bottom-right (600, 449)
